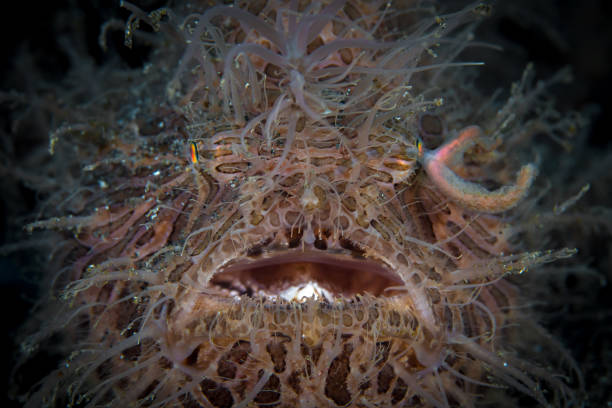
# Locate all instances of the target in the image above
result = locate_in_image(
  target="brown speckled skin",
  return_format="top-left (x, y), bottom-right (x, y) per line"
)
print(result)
top-left (5, 1), bottom-right (601, 407)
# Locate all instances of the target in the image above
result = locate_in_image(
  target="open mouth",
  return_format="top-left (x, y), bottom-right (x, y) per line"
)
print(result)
top-left (207, 248), bottom-right (405, 302)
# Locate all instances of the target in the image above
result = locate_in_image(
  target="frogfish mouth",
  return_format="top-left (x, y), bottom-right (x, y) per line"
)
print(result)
top-left (14, 1), bottom-right (581, 407)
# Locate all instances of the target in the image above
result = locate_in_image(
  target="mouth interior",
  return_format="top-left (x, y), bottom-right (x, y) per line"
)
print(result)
top-left (209, 251), bottom-right (404, 301)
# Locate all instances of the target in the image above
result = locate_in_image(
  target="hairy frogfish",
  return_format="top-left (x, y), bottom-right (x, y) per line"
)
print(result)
top-left (10, 1), bottom-right (593, 407)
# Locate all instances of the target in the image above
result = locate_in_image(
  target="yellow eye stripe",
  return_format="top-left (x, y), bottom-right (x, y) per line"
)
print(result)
top-left (416, 138), bottom-right (424, 157)
top-left (190, 142), bottom-right (198, 164)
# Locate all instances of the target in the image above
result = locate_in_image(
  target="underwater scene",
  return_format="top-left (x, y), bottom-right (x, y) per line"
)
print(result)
top-left (1, 1), bottom-right (611, 407)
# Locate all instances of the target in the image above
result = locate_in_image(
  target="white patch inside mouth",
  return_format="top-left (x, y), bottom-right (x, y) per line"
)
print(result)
top-left (277, 281), bottom-right (335, 302)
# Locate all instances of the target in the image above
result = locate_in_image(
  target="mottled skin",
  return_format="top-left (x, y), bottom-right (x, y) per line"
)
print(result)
top-left (13, 1), bottom-right (582, 407)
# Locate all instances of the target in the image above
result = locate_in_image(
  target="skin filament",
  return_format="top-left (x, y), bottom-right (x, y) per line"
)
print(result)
top-left (420, 125), bottom-right (537, 213)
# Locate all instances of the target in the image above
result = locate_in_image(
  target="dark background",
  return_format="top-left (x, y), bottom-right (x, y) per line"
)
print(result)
top-left (1, 1), bottom-right (611, 406)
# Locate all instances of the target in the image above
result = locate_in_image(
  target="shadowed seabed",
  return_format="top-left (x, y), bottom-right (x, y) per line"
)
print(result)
top-left (2, 1), bottom-right (612, 407)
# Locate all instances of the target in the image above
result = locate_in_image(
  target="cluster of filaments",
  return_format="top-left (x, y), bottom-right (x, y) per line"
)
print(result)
top-left (173, 0), bottom-right (489, 277)
top-left (18, 1), bottom-right (579, 407)
top-left (172, 0), bottom-right (470, 124)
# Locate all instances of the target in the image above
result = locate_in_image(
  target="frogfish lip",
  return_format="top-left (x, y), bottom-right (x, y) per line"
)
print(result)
top-left (206, 249), bottom-right (406, 302)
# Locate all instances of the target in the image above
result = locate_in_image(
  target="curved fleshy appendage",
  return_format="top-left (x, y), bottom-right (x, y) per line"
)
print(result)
top-left (419, 125), bottom-right (537, 213)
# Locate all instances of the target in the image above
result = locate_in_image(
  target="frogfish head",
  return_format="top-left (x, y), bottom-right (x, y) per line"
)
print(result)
top-left (14, 1), bottom-right (582, 407)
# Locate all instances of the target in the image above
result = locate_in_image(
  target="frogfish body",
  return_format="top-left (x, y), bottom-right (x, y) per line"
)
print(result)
top-left (13, 1), bottom-right (583, 407)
